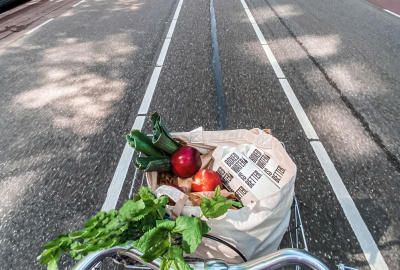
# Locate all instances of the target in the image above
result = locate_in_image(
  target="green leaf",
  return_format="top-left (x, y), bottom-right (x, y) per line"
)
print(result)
top-left (139, 213), bottom-right (158, 232)
top-left (172, 216), bottom-right (193, 233)
top-left (155, 195), bottom-right (169, 207)
top-left (160, 246), bottom-right (192, 270)
top-left (75, 243), bottom-right (101, 253)
top-left (70, 250), bottom-right (79, 259)
top-left (163, 245), bottom-right (183, 259)
top-left (133, 227), bottom-right (169, 253)
top-left (39, 247), bottom-right (62, 268)
top-left (119, 200), bottom-right (146, 222)
top-left (69, 241), bottom-right (88, 260)
top-left (84, 212), bottom-right (107, 228)
top-left (59, 237), bottom-right (73, 249)
top-left (108, 209), bottom-right (118, 219)
top-left (141, 240), bottom-right (170, 262)
top-left (214, 185), bottom-right (221, 198)
top-left (200, 186), bottom-right (235, 219)
top-left (104, 218), bottom-right (120, 232)
top-left (97, 238), bottom-right (118, 249)
top-left (132, 193), bottom-right (141, 202)
top-left (71, 253), bottom-right (84, 261)
top-left (83, 229), bottom-right (101, 238)
top-left (154, 196), bottom-right (168, 218)
top-left (101, 217), bottom-right (110, 226)
top-left (118, 223), bottom-right (129, 233)
top-left (41, 238), bottom-right (62, 250)
top-left (135, 205), bottom-right (158, 222)
top-left (156, 220), bottom-right (176, 230)
top-left (172, 216), bottom-right (210, 254)
top-left (69, 228), bottom-right (101, 240)
top-left (69, 230), bottom-right (85, 239)
top-left (70, 241), bottom-right (80, 249)
top-left (231, 201), bottom-right (243, 208)
top-left (39, 253), bottom-right (54, 266)
top-left (38, 246), bottom-right (59, 261)
top-left (38, 187), bottom-right (171, 270)
top-left (41, 233), bottom-right (69, 250)
top-left (138, 187), bottom-right (155, 201)
top-left (72, 244), bottom-right (90, 253)
top-left (48, 258), bottom-right (59, 270)
top-left (134, 188), bottom-right (168, 220)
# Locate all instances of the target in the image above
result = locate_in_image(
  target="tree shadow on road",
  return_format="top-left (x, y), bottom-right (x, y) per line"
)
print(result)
top-left (0, 0), bottom-right (176, 268)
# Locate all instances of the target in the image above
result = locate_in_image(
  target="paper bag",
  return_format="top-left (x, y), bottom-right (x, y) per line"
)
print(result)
top-left (146, 128), bottom-right (296, 263)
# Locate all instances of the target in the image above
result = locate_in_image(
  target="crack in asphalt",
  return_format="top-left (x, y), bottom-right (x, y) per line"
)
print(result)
top-left (263, 0), bottom-right (400, 173)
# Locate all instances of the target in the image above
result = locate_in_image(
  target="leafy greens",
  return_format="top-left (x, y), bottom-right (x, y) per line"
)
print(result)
top-left (38, 186), bottom-right (239, 270)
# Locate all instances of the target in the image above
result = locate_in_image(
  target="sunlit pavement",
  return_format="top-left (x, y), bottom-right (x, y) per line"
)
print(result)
top-left (0, 0), bottom-right (399, 269)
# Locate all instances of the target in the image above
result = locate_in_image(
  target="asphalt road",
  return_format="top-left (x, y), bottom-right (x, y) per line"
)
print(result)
top-left (0, 0), bottom-right (399, 269)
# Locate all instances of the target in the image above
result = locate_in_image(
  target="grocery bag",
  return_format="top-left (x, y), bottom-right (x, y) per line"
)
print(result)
top-left (146, 128), bottom-right (296, 263)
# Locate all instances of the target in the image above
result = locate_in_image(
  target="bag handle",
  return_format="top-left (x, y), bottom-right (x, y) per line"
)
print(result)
top-left (189, 127), bottom-right (204, 143)
top-left (171, 193), bottom-right (189, 220)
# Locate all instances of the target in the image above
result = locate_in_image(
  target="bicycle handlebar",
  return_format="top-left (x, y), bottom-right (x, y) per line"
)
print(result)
top-left (72, 247), bottom-right (330, 270)
top-left (71, 246), bottom-right (161, 270)
top-left (227, 248), bottom-right (329, 270)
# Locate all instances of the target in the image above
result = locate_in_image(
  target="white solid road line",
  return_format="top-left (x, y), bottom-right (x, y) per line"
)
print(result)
top-left (102, 0), bottom-right (184, 211)
top-left (72, 0), bottom-right (85, 7)
top-left (166, 19), bottom-right (177, 38)
top-left (383, 9), bottom-right (400, 18)
top-left (310, 141), bottom-right (389, 270)
top-left (240, 1), bottom-right (389, 269)
top-left (279, 79), bottom-right (319, 140)
top-left (262, 44), bottom-right (285, 79)
top-left (240, 0), bottom-right (248, 9)
top-left (244, 9), bottom-right (256, 24)
top-left (252, 23), bottom-right (267, 45)
top-left (156, 38), bottom-right (171, 67)
top-left (138, 67), bottom-right (162, 114)
top-left (25, 18), bottom-right (54, 35)
top-left (173, 5), bottom-right (182, 20)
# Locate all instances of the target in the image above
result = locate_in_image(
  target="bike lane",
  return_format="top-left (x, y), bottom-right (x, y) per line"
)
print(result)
top-left (114, 0), bottom-right (220, 209)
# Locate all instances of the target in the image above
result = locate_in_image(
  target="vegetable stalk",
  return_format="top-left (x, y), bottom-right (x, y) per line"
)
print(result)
top-left (150, 112), bottom-right (181, 155)
top-left (134, 156), bottom-right (172, 172)
top-left (126, 129), bottom-right (165, 157)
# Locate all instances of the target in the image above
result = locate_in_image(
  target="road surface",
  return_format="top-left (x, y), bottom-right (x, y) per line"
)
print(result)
top-left (0, 0), bottom-right (399, 269)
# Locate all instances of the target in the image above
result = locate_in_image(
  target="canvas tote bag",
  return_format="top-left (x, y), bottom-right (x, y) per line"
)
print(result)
top-left (146, 128), bottom-right (296, 263)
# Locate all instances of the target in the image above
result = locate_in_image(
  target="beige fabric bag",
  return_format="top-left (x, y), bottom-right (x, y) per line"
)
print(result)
top-left (146, 128), bottom-right (296, 263)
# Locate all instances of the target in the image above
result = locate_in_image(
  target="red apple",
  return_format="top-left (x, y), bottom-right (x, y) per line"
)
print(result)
top-left (192, 169), bottom-right (223, 192)
top-left (171, 146), bottom-right (201, 178)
